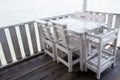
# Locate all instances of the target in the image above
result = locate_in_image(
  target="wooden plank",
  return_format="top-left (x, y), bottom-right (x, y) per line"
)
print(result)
top-left (38, 23), bottom-right (44, 51)
top-left (0, 29), bottom-right (13, 63)
top-left (107, 14), bottom-right (113, 27)
top-left (0, 59), bottom-right (2, 66)
top-left (0, 53), bottom-right (51, 80)
top-left (114, 14), bottom-right (120, 29)
top-left (9, 27), bottom-right (22, 60)
top-left (0, 49), bottom-right (120, 80)
top-left (19, 25), bottom-right (30, 56)
top-left (28, 23), bottom-right (38, 53)
top-left (17, 62), bottom-right (65, 80)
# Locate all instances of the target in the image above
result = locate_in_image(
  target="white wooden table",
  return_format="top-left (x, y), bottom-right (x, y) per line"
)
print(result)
top-left (50, 17), bottom-right (105, 71)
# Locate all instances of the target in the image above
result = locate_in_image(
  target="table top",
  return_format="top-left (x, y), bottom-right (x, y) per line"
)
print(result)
top-left (51, 17), bottom-right (105, 34)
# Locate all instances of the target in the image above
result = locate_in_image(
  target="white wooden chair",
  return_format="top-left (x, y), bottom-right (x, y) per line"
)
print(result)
top-left (85, 26), bottom-right (119, 79)
top-left (52, 22), bottom-right (80, 72)
top-left (40, 23), bottom-right (56, 61)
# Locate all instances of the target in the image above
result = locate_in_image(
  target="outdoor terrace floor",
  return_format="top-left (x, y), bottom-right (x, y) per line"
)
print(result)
top-left (0, 48), bottom-right (120, 80)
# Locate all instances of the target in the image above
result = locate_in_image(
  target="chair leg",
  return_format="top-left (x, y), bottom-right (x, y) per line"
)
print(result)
top-left (43, 43), bottom-right (47, 55)
top-left (68, 51), bottom-right (73, 72)
top-left (112, 39), bottom-right (117, 67)
top-left (55, 47), bottom-right (60, 63)
top-left (52, 44), bottom-right (56, 61)
top-left (97, 72), bottom-right (101, 80)
top-left (111, 63), bottom-right (115, 68)
top-left (85, 41), bottom-right (89, 72)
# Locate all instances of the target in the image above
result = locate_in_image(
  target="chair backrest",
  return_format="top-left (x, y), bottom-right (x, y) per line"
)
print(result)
top-left (52, 22), bottom-right (69, 48)
top-left (73, 12), bottom-right (105, 22)
top-left (41, 24), bottom-right (53, 41)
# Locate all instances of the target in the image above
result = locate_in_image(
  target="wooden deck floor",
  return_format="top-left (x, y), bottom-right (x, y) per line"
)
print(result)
top-left (0, 48), bottom-right (120, 80)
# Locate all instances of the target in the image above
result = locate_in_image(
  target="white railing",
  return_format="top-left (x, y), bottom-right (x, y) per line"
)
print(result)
top-left (0, 21), bottom-right (42, 68)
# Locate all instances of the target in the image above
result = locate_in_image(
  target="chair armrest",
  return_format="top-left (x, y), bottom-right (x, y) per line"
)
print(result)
top-left (100, 29), bottom-right (118, 38)
top-left (86, 32), bottom-right (102, 40)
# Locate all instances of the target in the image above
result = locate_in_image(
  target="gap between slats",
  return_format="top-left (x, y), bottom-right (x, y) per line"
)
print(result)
top-left (9, 27), bottom-right (22, 60)
top-left (28, 23), bottom-right (38, 53)
top-left (4, 28), bottom-right (17, 62)
top-left (25, 24), bottom-right (34, 55)
top-left (15, 26), bottom-right (26, 58)
top-left (19, 25), bottom-right (31, 56)
top-left (0, 29), bottom-right (13, 63)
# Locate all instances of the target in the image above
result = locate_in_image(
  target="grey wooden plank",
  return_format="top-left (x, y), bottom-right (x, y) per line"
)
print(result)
top-left (28, 23), bottom-right (38, 53)
top-left (16, 61), bottom-right (65, 80)
top-left (0, 29), bottom-right (13, 63)
top-left (0, 54), bottom-right (52, 80)
top-left (19, 25), bottom-right (30, 56)
top-left (107, 14), bottom-right (113, 27)
top-left (114, 14), bottom-right (120, 29)
top-left (38, 23), bottom-right (44, 51)
top-left (9, 27), bottom-right (22, 60)
top-left (0, 59), bottom-right (2, 66)
top-left (0, 48), bottom-right (119, 80)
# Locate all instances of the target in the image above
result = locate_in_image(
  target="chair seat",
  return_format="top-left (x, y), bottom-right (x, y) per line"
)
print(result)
top-left (59, 39), bottom-right (80, 50)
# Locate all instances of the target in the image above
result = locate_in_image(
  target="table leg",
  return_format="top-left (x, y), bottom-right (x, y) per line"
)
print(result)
top-left (79, 34), bottom-right (84, 72)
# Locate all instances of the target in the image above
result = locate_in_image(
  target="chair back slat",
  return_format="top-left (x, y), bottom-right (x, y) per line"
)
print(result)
top-left (41, 24), bottom-right (53, 41)
top-left (19, 25), bottom-right (31, 56)
top-left (28, 23), bottom-right (38, 53)
top-left (0, 29), bottom-right (13, 63)
top-left (53, 23), bottom-right (69, 48)
top-left (9, 27), bottom-right (22, 60)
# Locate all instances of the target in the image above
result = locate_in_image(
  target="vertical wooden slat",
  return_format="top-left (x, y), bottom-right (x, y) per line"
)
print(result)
top-left (9, 27), bottom-right (22, 59)
top-left (28, 23), bottom-right (38, 53)
top-left (103, 13), bottom-right (107, 24)
top-left (19, 25), bottom-right (30, 56)
top-left (0, 42), bottom-right (7, 65)
top-left (114, 14), bottom-right (120, 29)
top-left (5, 28), bottom-right (17, 61)
top-left (34, 23), bottom-right (41, 51)
top-left (38, 23), bottom-right (44, 51)
top-left (107, 14), bottom-right (113, 27)
top-left (99, 13), bottom-right (107, 23)
top-left (0, 59), bottom-right (2, 66)
top-left (0, 29), bottom-right (13, 63)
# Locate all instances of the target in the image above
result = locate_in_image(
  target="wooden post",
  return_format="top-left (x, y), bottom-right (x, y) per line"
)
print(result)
top-left (83, 0), bottom-right (87, 12)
